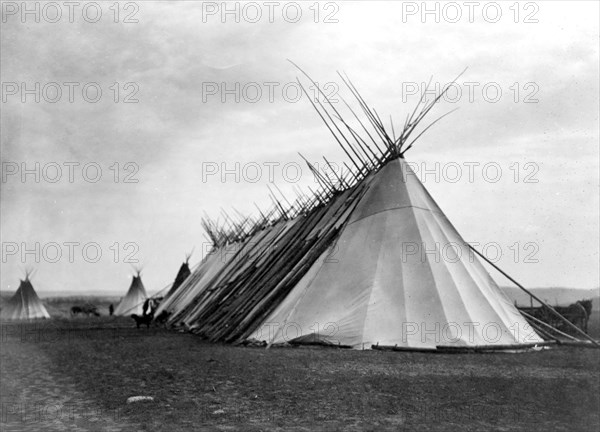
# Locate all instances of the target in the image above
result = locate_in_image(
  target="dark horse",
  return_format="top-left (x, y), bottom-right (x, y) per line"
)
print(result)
top-left (70, 306), bottom-right (84, 316)
top-left (131, 298), bottom-right (159, 329)
top-left (520, 299), bottom-right (592, 334)
top-left (131, 312), bottom-right (154, 329)
top-left (71, 305), bottom-right (100, 317)
top-left (554, 300), bottom-right (593, 333)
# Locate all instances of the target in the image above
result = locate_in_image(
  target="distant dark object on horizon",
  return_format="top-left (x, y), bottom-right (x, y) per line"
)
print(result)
top-left (71, 305), bottom-right (100, 317)
top-left (519, 299), bottom-right (593, 334)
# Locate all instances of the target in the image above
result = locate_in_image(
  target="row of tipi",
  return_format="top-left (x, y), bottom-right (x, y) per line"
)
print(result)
top-left (112, 259), bottom-right (192, 316)
top-left (0, 261), bottom-right (191, 320)
top-left (3, 70), bottom-right (568, 351)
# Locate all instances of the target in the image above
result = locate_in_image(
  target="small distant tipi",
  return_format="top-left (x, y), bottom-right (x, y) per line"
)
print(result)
top-left (0, 272), bottom-right (50, 320)
top-left (165, 252), bottom-right (193, 298)
top-left (113, 269), bottom-right (148, 316)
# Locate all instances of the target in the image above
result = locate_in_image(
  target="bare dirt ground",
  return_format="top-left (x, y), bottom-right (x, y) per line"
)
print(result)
top-left (1, 313), bottom-right (599, 432)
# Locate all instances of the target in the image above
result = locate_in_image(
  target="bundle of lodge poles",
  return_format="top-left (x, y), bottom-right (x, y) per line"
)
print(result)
top-left (155, 62), bottom-right (599, 348)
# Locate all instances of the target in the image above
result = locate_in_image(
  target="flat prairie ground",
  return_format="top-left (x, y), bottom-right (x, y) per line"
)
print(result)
top-left (1, 312), bottom-right (599, 432)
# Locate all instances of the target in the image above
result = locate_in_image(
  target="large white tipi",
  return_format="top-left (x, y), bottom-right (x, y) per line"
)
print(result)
top-left (253, 158), bottom-right (539, 348)
top-left (0, 274), bottom-right (50, 320)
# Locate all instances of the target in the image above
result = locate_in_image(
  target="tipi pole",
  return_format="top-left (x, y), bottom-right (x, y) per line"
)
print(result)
top-left (468, 245), bottom-right (599, 346)
top-left (520, 310), bottom-right (578, 342)
top-left (526, 320), bottom-right (559, 342)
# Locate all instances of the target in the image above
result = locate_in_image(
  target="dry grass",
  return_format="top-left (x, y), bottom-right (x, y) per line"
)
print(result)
top-left (1, 312), bottom-right (599, 432)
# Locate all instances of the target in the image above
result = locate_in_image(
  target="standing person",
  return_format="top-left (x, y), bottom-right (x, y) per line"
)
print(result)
top-left (109, 304), bottom-right (114, 316)
top-left (142, 299), bottom-right (150, 316)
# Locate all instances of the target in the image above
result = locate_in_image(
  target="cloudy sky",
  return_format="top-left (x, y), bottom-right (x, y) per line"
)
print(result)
top-left (1, 1), bottom-right (598, 295)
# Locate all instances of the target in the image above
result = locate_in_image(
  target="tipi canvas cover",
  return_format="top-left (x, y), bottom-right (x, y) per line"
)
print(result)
top-left (114, 273), bottom-right (147, 316)
top-left (252, 158), bottom-right (540, 348)
top-left (0, 277), bottom-right (50, 320)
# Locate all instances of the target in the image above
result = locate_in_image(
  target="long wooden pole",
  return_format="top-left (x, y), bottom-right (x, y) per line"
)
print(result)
top-left (468, 245), bottom-right (599, 346)
top-left (520, 310), bottom-right (578, 342)
top-left (526, 319), bottom-right (559, 342)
